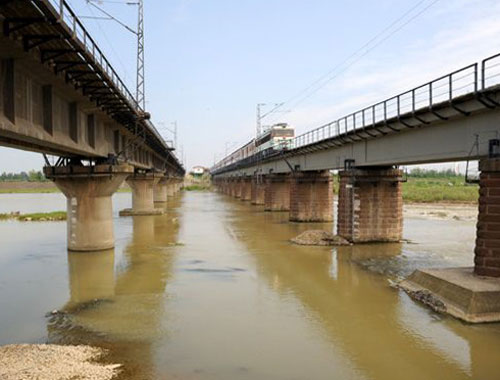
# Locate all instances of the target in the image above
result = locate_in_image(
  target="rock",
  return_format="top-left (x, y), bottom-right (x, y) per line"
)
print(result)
top-left (291, 230), bottom-right (350, 246)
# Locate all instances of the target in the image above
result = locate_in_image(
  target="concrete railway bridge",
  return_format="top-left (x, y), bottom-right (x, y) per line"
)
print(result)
top-left (0, 0), bottom-right (185, 251)
top-left (211, 52), bottom-right (500, 322)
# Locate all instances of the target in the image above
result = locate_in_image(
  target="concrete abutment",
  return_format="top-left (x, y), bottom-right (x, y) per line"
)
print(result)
top-left (400, 157), bottom-right (500, 323)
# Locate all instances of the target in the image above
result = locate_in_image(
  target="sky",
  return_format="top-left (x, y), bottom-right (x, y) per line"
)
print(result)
top-left (1, 0), bottom-right (500, 173)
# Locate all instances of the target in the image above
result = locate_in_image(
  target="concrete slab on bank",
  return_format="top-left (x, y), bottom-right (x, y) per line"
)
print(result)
top-left (399, 267), bottom-right (500, 323)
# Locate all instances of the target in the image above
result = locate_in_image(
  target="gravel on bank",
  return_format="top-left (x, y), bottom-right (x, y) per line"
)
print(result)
top-left (0, 344), bottom-right (121, 380)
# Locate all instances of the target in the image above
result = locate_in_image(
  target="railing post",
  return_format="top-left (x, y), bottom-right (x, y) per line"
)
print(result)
top-left (449, 74), bottom-right (453, 100)
top-left (474, 63), bottom-right (478, 92)
top-left (412, 89), bottom-right (416, 112)
top-left (482, 60), bottom-right (486, 90)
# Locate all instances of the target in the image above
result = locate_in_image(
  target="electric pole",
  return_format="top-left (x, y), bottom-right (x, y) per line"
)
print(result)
top-left (256, 102), bottom-right (285, 137)
top-left (136, 0), bottom-right (145, 110)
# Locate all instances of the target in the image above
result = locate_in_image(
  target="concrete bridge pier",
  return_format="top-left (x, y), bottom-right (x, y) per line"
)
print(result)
top-left (153, 176), bottom-right (168, 203)
top-left (289, 170), bottom-right (333, 222)
top-left (234, 178), bottom-right (242, 198)
top-left (240, 177), bottom-right (252, 201)
top-left (166, 178), bottom-right (176, 197)
top-left (121, 173), bottom-right (164, 216)
top-left (337, 167), bottom-right (403, 242)
top-left (44, 164), bottom-right (133, 251)
top-left (264, 173), bottom-right (290, 211)
top-left (251, 176), bottom-right (266, 205)
top-left (400, 157), bottom-right (500, 323)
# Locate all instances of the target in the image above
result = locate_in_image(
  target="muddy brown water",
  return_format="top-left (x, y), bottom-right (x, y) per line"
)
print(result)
top-left (1, 192), bottom-right (500, 380)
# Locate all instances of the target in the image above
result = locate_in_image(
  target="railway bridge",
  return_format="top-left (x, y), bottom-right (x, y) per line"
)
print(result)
top-left (211, 53), bottom-right (500, 322)
top-left (0, 0), bottom-right (185, 251)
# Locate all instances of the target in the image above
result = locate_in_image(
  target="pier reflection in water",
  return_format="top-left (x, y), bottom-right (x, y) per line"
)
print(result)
top-left (1, 192), bottom-right (500, 379)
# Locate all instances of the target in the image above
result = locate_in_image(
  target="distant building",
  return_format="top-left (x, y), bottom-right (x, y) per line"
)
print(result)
top-left (191, 166), bottom-right (207, 177)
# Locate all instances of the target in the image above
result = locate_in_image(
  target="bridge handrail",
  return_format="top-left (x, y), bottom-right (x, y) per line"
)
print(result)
top-left (212, 53), bottom-right (500, 173)
top-left (47, 0), bottom-right (139, 111)
top-left (44, 0), bottom-right (178, 164)
top-left (290, 62), bottom-right (478, 150)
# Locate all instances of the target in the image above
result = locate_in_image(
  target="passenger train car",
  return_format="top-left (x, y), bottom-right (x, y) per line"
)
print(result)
top-left (212, 123), bottom-right (295, 172)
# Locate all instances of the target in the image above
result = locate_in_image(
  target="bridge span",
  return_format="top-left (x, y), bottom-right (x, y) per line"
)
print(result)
top-left (211, 53), bottom-right (500, 323)
top-left (0, 0), bottom-right (185, 251)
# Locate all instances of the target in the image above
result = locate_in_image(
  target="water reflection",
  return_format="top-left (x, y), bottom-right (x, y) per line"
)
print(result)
top-left (3, 192), bottom-right (500, 379)
top-left (48, 207), bottom-right (181, 379)
top-left (227, 197), bottom-right (500, 380)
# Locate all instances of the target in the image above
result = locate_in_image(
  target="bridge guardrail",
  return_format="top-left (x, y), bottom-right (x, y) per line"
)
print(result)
top-left (48, 0), bottom-right (139, 111)
top-left (46, 0), bottom-right (168, 157)
top-left (289, 63), bottom-right (478, 150)
top-left (212, 52), bottom-right (500, 174)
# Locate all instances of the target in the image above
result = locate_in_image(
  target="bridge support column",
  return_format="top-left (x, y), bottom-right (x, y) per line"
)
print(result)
top-left (251, 176), bottom-right (265, 205)
top-left (264, 173), bottom-right (290, 211)
top-left (235, 178), bottom-right (243, 198)
top-left (337, 167), bottom-right (403, 242)
top-left (240, 177), bottom-right (252, 201)
top-left (120, 173), bottom-right (164, 216)
top-left (400, 157), bottom-right (500, 323)
top-left (475, 158), bottom-right (500, 277)
top-left (289, 170), bottom-right (333, 222)
top-left (166, 178), bottom-right (176, 197)
top-left (153, 176), bottom-right (168, 203)
top-left (44, 164), bottom-right (133, 251)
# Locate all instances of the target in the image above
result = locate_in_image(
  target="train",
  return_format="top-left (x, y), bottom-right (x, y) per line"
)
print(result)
top-left (212, 123), bottom-right (295, 172)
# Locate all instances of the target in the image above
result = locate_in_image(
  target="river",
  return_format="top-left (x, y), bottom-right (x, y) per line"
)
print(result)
top-left (1, 191), bottom-right (500, 380)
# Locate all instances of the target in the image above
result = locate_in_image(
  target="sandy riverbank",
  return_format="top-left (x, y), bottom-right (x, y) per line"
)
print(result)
top-left (0, 344), bottom-right (120, 380)
top-left (404, 202), bottom-right (477, 222)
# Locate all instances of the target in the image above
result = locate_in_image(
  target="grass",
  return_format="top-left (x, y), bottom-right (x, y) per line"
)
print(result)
top-left (332, 174), bottom-right (478, 203)
top-left (401, 176), bottom-right (478, 203)
top-left (183, 184), bottom-right (210, 191)
top-left (0, 187), bottom-right (59, 194)
top-left (0, 211), bottom-right (67, 221)
top-left (0, 187), bottom-right (131, 194)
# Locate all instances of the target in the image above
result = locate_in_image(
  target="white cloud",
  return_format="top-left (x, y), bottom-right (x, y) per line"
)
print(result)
top-left (283, 0), bottom-right (500, 134)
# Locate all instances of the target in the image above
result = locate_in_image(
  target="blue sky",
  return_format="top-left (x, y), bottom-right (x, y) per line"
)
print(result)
top-left (1, 0), bottom-right (500, 172)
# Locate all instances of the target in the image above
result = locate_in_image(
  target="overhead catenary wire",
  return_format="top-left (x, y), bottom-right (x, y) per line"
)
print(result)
top-left (264, 0), bottom-right (442, 125)
top-left (81, 1), bottom-right (136, 91)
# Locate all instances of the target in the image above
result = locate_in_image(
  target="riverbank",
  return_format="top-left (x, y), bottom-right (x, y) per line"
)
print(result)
top-left (0, 344), bottom-right (120, 380)
top-left (0, 181), bottom-right (131, 194)
top-left (0, 211), bottom-right (66, 221)
top-left (404, 202), bottom-right (477, 221)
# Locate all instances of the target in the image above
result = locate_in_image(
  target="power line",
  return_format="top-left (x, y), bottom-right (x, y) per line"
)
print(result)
top-left (265, 0), bottom-right (441, 124)
top-left (82, 1), bottom-right (136, 92)
top-left (86, 0), bottom-right (137, 34)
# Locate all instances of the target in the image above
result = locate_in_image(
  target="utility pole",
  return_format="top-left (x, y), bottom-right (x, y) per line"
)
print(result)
top-left (171, 121), bottom-right (178, 150)
top-left (256, 102), bottom-right (285, 137)
top-left (136, 0), bottom-right (145, 110)
top-left (158, 121), bottom-right (178, 150)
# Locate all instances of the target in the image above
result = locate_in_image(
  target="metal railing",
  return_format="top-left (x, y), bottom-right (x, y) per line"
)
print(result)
top-left (212, 52), bottom-right (500, 173)
top-left (47, 0), bottom-right (139, 110)
top-left (289, 63), bottom-right (478, 150)
top-left (45, 0), bottom-right (168, 153)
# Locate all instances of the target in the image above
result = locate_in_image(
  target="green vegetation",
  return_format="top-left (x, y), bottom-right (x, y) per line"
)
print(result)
top-left (0, 211), bottom-right (66, 221)
top-left (183, 184), bottom-right (210, 191)
top-left (0, 187), bottom-right (59, 194)
top-left (402, 176), bottom-right (478, 203)
top-left (0, 170), bottom-right (48, 182)
top-left (332, 170), bottom-right (479, 203)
